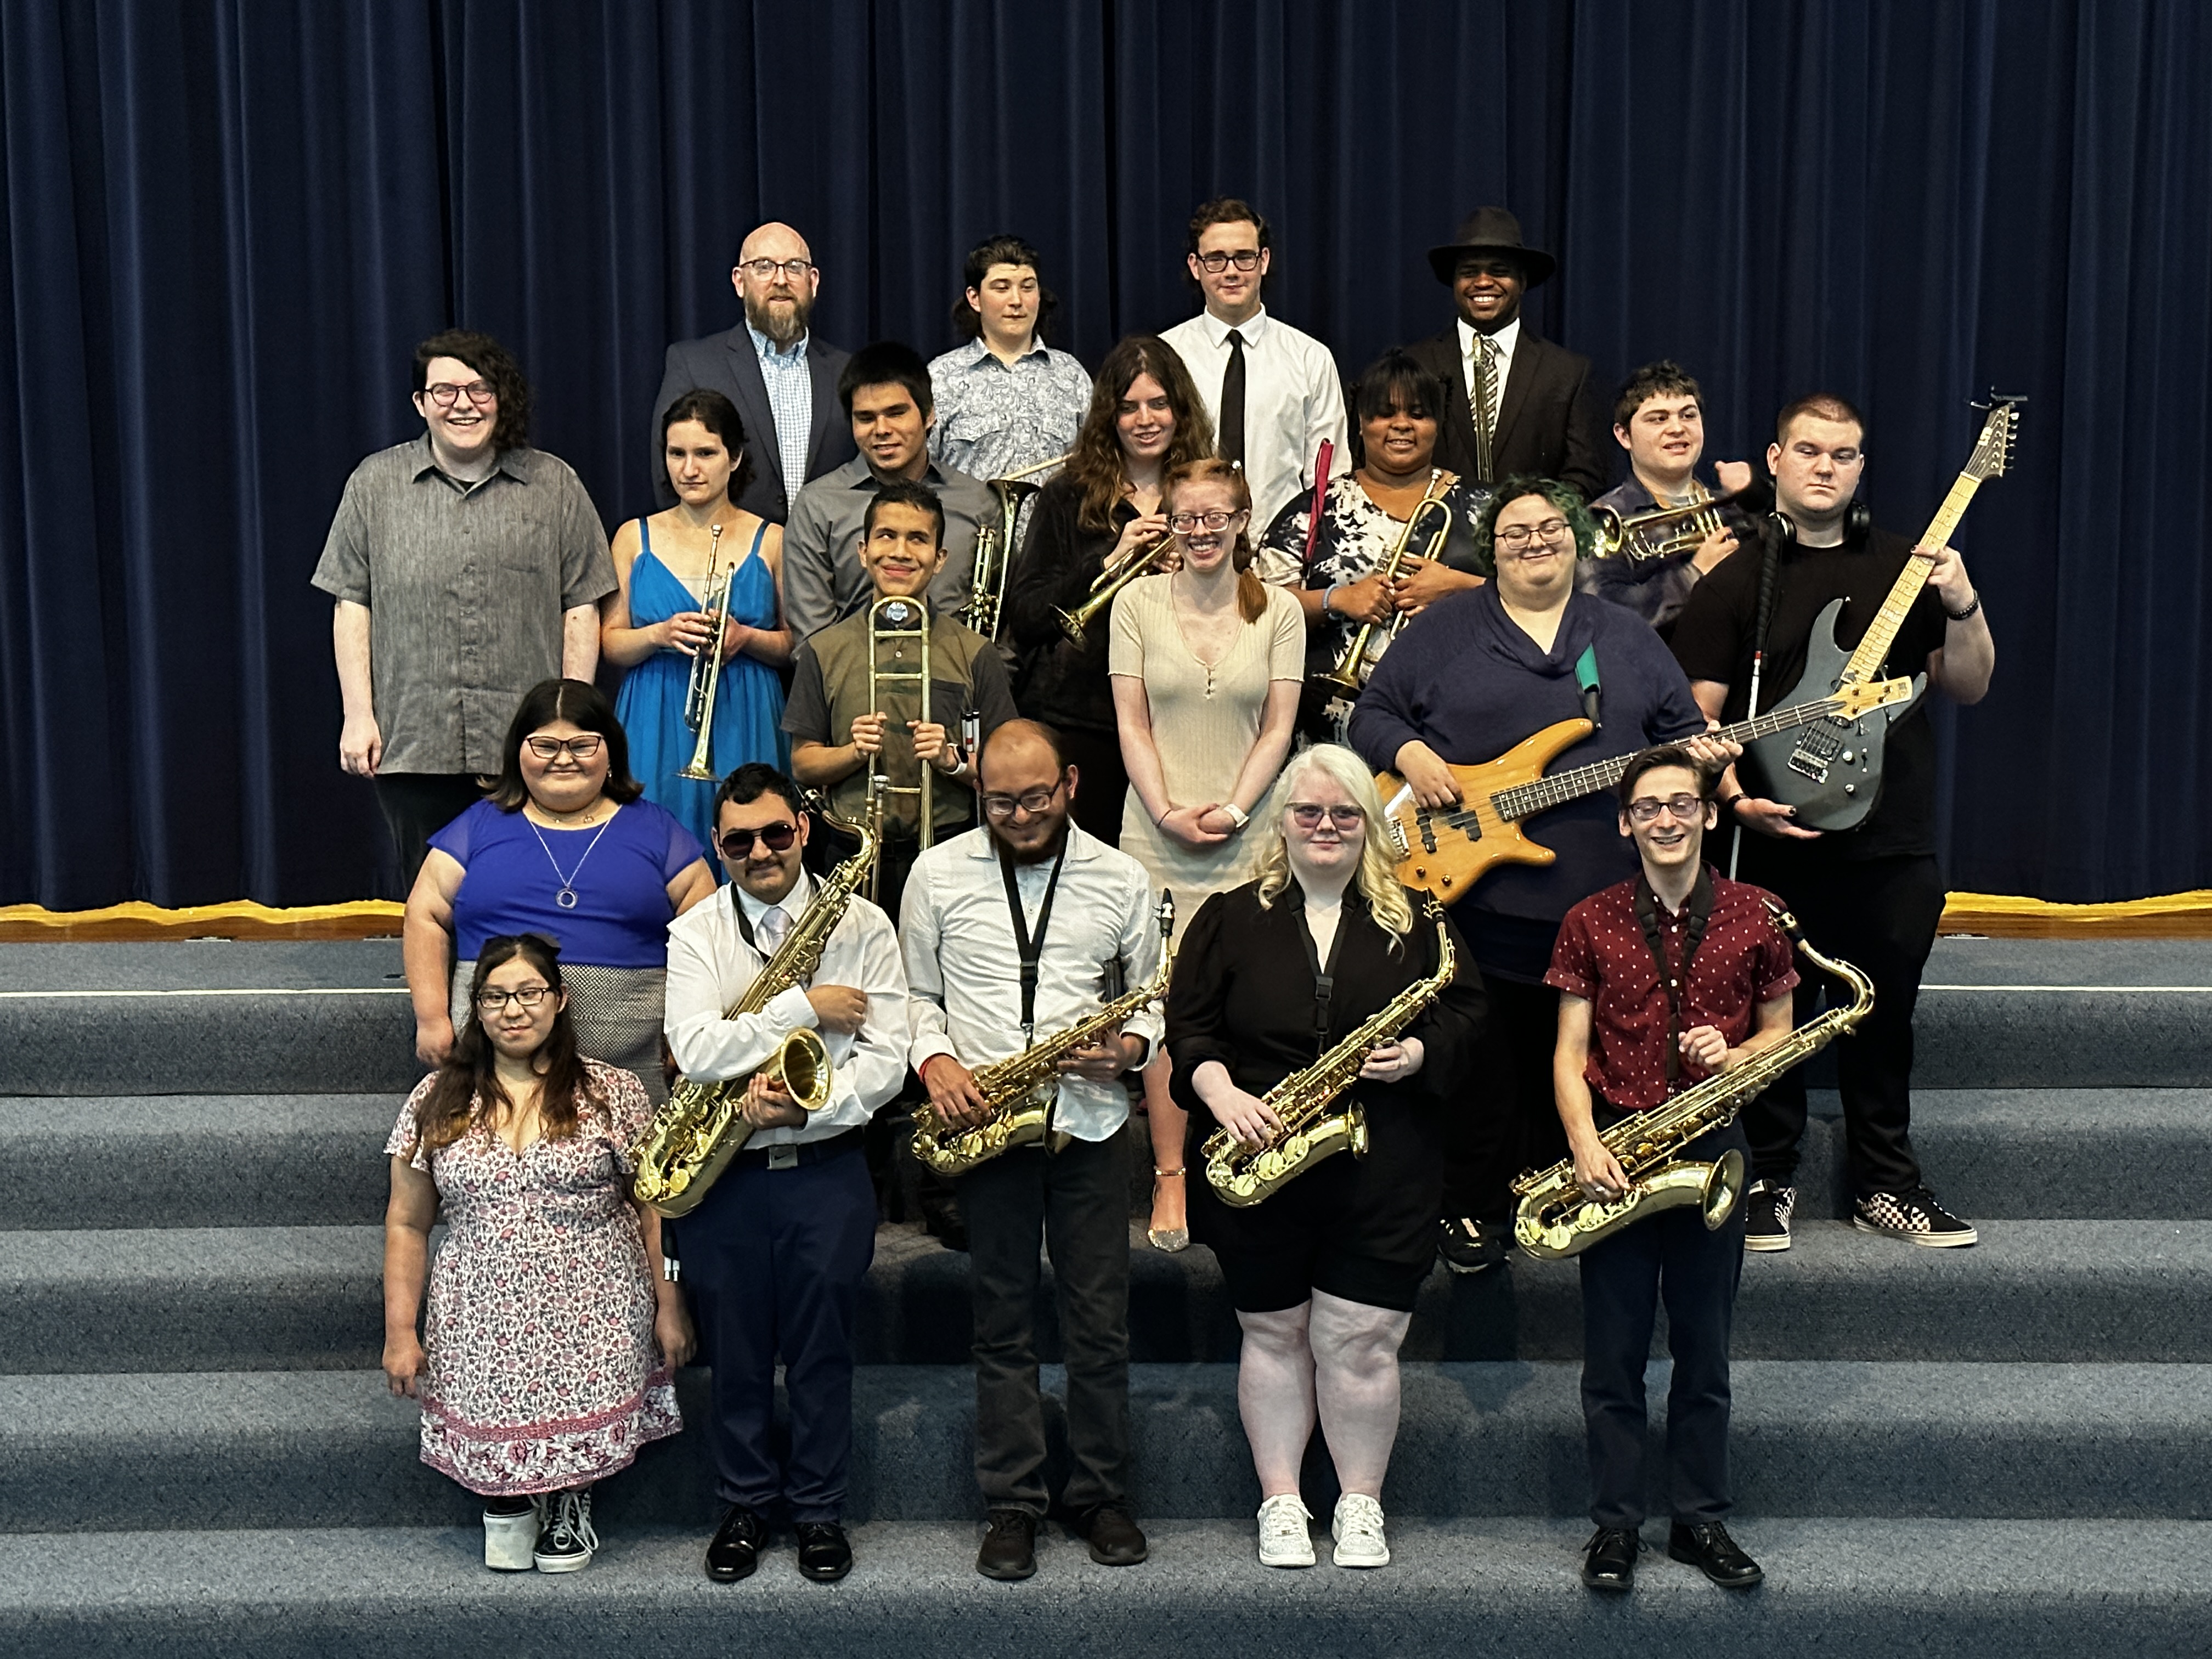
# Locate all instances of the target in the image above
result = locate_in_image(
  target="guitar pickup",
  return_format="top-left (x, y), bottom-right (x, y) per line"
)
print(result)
top-left (1414, 809), bottom-right (1438, 855)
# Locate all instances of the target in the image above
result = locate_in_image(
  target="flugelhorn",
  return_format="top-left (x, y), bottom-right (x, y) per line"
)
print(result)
top-left (1592, 489), bottom-right (1741, 563)
top-left (677, 523), bottom-right (731, 781)
top-left (1313, 469), bottom-right (1457, 696)
top-left (963, 452), bottom-right (1069, 640)
top-left (1055, 530), bottom-right (1173, 644)
top-left (862, 593), bottom-right (933, 901)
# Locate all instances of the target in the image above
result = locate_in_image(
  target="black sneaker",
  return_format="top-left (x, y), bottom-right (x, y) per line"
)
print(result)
top-left (1438, 1215), bottom-right (1508, 1274)
top-left (1853, 1187), bottom-right (1978, 1248)
top-left (533, 1489), bottom-right (597, 1573)
top-left (1743, 1181), bottom-right (1795, 1252)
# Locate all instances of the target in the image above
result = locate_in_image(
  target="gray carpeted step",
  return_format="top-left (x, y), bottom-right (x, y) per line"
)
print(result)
top-left (0, 1096), bottom-right (397, 1231)
top-left (1, 1362), bottom-right (2204, 1533)
top-left (8, 1221), bottom-right (2211, 1373)
top-left (1789, 1088), bottom-right (2212, 1220)
top-left (0, 1518), bottom-right (2205, 1659)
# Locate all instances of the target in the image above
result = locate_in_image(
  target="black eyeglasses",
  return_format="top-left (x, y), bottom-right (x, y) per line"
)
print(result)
top-left (1625, 794), bottom-right (1707, 825)
top-left (476, 984), bottom-right (552, 1013)
top-left (981, 780), bottom-right (1066, 821)
top-left (738, 257), bottom-right (814, 281)
top-left (719, 822), bottom-right (799, 858)
top-left (1195, 250), bottom-right (1262, 273)
top-left (524, 735), bottom-right (603, 761)
top-left (423, 381), bottom-right (496, 408)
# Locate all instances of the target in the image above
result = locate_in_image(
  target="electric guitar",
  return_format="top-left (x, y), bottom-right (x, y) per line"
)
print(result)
top-left (1378, 678), bottom-right (1917, 901)
top-left (1740, 397), bottom-right (2021, 831)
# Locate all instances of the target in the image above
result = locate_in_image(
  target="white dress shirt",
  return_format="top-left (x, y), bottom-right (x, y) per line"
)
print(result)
top-left (900, 824), bottom-right (1167, 1143)
top-left (1455, 315), bottom-right (1521, 410)
top-left (1159, 306), bottom-right (1348, 527)
top-left (664, 868), bottom-right (910, 1145)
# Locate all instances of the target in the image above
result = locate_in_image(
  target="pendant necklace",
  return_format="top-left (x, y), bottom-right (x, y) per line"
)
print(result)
top-left (528, 810), bottom-right (614, 910)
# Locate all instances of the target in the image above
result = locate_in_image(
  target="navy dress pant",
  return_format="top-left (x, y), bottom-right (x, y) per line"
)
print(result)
top-left (1578, 1118), bottom-right (1747, 1530)
top-left (681, 1142), bottom-right (878, 1523)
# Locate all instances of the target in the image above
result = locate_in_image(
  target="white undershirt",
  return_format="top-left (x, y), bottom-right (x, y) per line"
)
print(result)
top-left (1302, 890), bottom-right (1344, 964)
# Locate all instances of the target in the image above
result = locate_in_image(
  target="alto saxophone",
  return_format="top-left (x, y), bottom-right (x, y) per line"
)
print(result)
top-left (911, 892), bottom-right (1177, 1177)
top-left (630, 802), bottom-right (879, 1218)
top-left (1510, 907), bottom-right (1874, 1259)
top-left (1203, 900), bottom-right (1455, 1207)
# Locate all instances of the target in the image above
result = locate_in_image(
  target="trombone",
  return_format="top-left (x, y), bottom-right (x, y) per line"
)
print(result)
top-left (1593, 489), bottom-right (1741, 563)
top-left (862, 593), bottom-right (933, 901)
top-left (963, 451), bottom-right (1069, 640)
top-left (676, 523), bottom-right (731, 781)
top-left (1313, 469), bottom-right (1457, 696)
top-left (1054, 530), bottom-right (1173, 645)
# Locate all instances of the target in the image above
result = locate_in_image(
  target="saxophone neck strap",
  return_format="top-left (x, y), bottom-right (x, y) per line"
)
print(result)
top-left (998, 837), bottom-right (1069, 1040)
top-left (1632, 865), bottom-right (1715, 1089)
top-left (1289, 885), bottom-right (1357, 1054)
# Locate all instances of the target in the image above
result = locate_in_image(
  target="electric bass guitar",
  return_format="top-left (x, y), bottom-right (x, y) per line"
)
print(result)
top-left (1378, 678), bottom-right (1916, 901)
top-left (1739, 398), bottom-right (2021, 831)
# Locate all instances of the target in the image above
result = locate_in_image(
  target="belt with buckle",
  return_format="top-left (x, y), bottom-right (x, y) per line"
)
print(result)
top-left (731, 1125), bottom-right (865, 1172)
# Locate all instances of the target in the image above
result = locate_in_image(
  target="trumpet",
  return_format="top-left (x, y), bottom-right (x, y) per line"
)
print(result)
top-left (1592, 489), bottom-right (1741, 563)
top-left (676, 523), bottom-right (731, 782)
top-left (963, 452), bottom-right (1068, 640)
top-left (863, 593), bottom-right (934, 901)
top-left (1313, 469), bottom-right (1458, 696)
top-left (1055, 530), bottom-right (1173, 645)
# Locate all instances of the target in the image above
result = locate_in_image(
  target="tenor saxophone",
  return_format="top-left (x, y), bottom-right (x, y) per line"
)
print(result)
top-left (1201, 900), bottom-right (1455, 1207)
top-left (1509, 907), bottom-right (1874, 1259)
top-left (630, 802), bottom-right (879, 1218)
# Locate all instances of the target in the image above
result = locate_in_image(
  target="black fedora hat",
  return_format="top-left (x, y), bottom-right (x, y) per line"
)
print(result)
top-left (1426, 206), bottom-right (1557, 288)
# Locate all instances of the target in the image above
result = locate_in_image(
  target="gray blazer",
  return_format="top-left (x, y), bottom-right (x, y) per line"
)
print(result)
top-left (651, 326), bottom-right (857, 522)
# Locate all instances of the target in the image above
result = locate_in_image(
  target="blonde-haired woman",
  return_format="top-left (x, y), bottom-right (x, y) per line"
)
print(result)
top-left (1111, 456), bottom-right (1303, 1249)
top-left (1164, 744), bottom-right (1485, 1571)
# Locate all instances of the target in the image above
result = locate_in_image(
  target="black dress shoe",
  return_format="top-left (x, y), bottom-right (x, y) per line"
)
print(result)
top-left (1669, 1520), bottom-right (1763, 1588)
top-left (795, 1521), bottom-right (853, 1582)
top-left (1074, 1502), bottom-right (1148, 1566)
top-left (978, 1509), bottom-right (1037, 1580)
top-left (1438, 1215), bottom-right (1509, 1274)
top-left (1582, 1526), bottom-right (1641, 1591)
top-left (705, 1503), bottom-right (767, 1583)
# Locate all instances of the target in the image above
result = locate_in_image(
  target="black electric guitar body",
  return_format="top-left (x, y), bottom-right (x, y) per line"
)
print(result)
top-left (1739, 602), bottom-right (1926, 832)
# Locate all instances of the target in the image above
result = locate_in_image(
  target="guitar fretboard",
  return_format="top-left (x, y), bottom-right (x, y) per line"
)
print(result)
top-left (1837, 468), bottom-right (1982, 685)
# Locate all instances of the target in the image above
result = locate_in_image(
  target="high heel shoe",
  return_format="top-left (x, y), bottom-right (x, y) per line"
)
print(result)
top-left (1147, 1166), bottom-right (1189, 1252)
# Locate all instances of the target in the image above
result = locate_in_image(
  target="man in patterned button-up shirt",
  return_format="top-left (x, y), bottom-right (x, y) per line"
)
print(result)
top-left (927, 234), bottom-right (1092, 486)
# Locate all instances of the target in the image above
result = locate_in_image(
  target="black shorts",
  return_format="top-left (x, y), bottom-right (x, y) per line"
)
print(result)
top-left (1209, 1236), bottom-right (1428, 1315)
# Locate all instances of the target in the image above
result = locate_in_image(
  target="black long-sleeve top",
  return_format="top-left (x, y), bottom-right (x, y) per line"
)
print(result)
top-left (1005, 472), bottom-right (1133, 733)
top-left (1166, 880), bottom-right (1488, 1267)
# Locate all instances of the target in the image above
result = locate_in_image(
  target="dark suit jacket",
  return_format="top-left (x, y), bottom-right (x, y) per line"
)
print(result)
top-left (1402, 324), bottom-right (1610, 502)
top-left (651, 326), bottom-right (856, 522)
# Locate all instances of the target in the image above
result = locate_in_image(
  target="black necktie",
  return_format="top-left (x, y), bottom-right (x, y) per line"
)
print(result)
top-left (1219, 329), bottom-right (1248, 469)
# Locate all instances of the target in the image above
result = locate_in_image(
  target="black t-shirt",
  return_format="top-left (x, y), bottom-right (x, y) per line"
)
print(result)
top-left (1669, 525), bottom-right (1949, 861)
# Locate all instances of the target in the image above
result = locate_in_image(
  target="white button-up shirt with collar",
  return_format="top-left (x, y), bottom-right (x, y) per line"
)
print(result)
top-left (664, 868), bottom-right (910, 1146)
top-left (1455, 315), bottom-right (1521, 410)
top-left (1159, 305), bottom-right (1348, 527)
top-left (900, 823), bottom-right (1167, 1144)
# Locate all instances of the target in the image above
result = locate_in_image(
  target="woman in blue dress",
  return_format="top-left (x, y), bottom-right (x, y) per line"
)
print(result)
top-left (602, 388), bottom-right (792, 854)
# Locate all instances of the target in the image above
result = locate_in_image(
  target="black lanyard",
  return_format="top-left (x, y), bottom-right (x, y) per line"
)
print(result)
top-left (998, 840), bottom-right (1068, 1040)
top-left (1632, 867), bottom-right (1714, 1090)
top-left (1291, 889), bottom-right (1355, 1056)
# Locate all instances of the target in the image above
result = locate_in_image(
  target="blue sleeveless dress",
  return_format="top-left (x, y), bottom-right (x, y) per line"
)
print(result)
top-left (615, 519), bottom-right (789, 856)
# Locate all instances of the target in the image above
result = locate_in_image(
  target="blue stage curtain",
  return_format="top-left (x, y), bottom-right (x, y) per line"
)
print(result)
top-left (2, 1), bottom-right (2205, 906)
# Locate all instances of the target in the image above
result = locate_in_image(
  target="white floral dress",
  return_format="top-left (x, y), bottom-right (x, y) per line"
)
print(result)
top-left (385, 1058), bottom-right (681, 1495)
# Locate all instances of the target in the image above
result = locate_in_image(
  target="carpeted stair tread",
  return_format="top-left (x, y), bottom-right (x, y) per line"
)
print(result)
top-left (0, 1519), bottom-right (2205, 1659)
top-left (0, 1362), bottom-right (2205, 1532)
top-left (9, 1221), bottom-right (2212, 1372)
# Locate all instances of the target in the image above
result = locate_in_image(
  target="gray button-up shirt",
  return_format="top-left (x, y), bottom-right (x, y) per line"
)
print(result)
top-left (782, 454), bottom-right (996, 641)
top-left (311, 435), bottom-right (617, 775)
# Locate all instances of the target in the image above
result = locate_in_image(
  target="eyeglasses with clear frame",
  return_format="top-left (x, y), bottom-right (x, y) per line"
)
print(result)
top-left (1288, 803), bottom-right (1365, 832)
top-left (476, 984), bottom-right (552, 1014)
top-left (738, 257), bottom-right (815, 281)
top-left (1167, 509), bottom-right (1245, 534)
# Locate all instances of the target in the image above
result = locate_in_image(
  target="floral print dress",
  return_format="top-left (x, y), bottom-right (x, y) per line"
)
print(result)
top-left (385, 1058), bottom-right (681, 1495)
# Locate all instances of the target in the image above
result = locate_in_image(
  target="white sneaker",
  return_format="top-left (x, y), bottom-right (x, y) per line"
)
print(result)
top-left (1256, 1493), bottom-right (1316, 1568)
top-left (1331, 1492), bottom-right (1390, 1567)
top-left (534, 1488), bottom-right (599, 1573)
top-left (483, 1499), bottom-right (541, 1571)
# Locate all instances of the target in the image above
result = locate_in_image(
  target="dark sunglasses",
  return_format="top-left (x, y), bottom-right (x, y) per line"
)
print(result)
top-left (718, 822), bottom-right (798, 859)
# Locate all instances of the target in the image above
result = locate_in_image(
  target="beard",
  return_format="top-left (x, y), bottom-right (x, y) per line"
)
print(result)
top-left (744, 287), bottom-right (813, 347)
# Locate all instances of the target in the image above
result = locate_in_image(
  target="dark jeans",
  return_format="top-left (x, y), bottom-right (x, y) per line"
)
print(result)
top-left (956, 1133), bottom-right (1131, 1516)
top-left (373, 771), bottom-right (483, 893)
top-left (1441, 973), bottom-right (1566, 1225)
top-left (1579, 1118), bottom-right (1748, 1530)
top-left (1735, 848), bottom-right (1945, 1197)
top-left (681, 1143), bottom-right (878, 1522)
